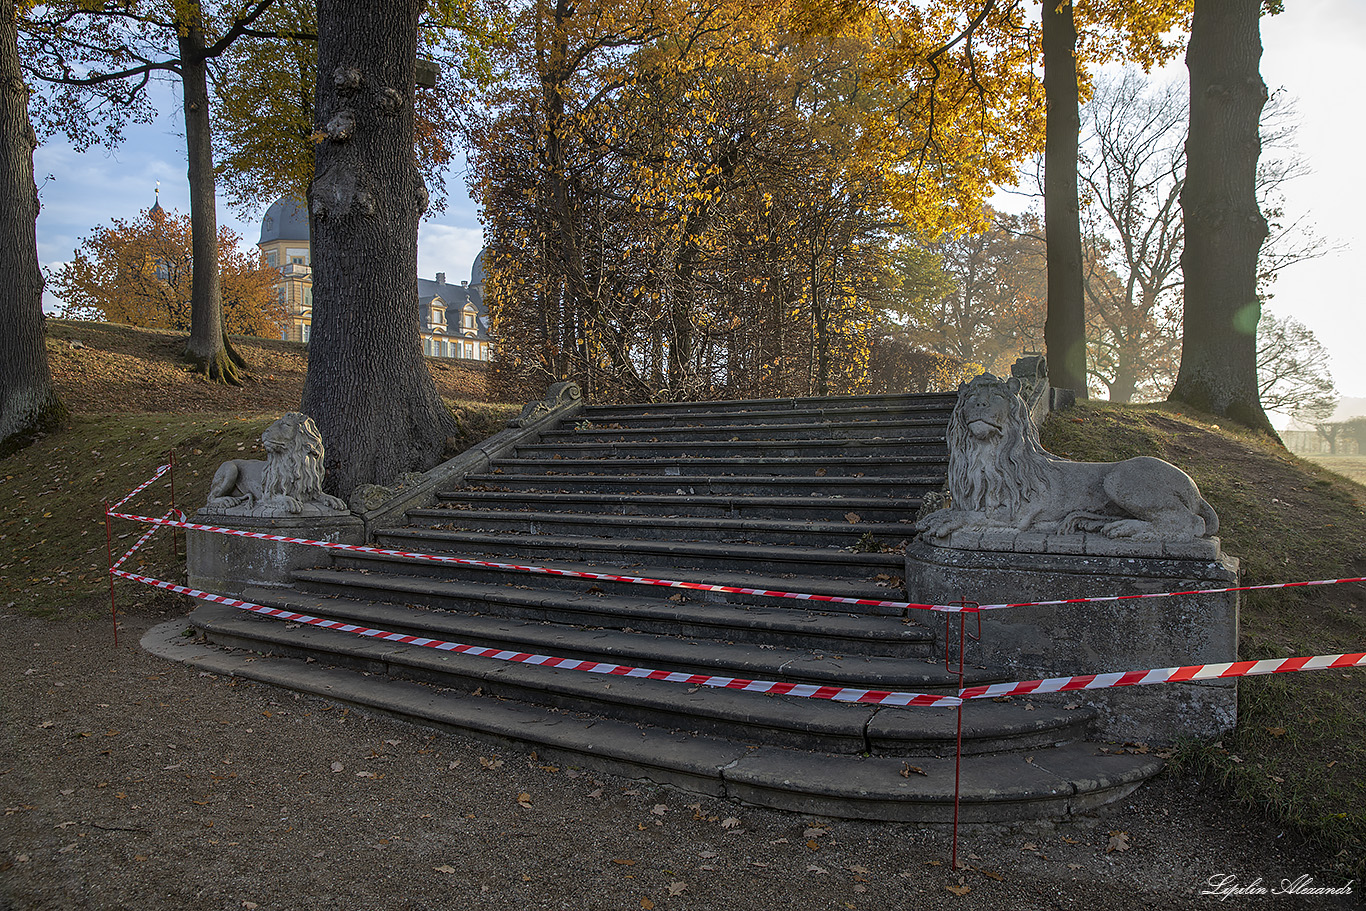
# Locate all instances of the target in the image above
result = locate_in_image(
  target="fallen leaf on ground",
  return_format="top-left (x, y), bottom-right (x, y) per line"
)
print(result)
top-left (640, 899), bottom-right (654, 910)
top-left (807, 865), bottom-right (828, 874)
top-left (720, 817), bottom-right (741, 829)
top-left (434, 865), bottom-right (457, 874)
top-left (329, 762), bottom-right (343, 773)
top-left (478, 757), bottom-right (504, 771)
top-left (517, 792), bottom-right (533, 809)
top-left (947, 884), bottom-right (971, 896)
top-left (667, 882), bottom-right (686, 896)
top-left (844, 512), bottom-right (861, 524)
top-left (651, 804), bottom-right (668, 816)
top-left (1106, 831), bottom-right (1131, 853)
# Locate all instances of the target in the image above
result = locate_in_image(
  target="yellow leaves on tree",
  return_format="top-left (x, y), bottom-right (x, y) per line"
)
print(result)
top-left (52, 206), bottom-right (283, 337)
top-left (470, 0), bottom-right (1053, 403)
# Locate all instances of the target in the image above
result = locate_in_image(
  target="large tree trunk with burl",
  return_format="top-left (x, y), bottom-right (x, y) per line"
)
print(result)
top-left (300, 0), bottom-right (457, 500)
top-left (1042, 0), bottom-right (1087, 399)
top-left (0, 0), bottom-right (65, 455)
top-left (1168, 0), bottom-right (1273, 433)
top-left (179, 24), bottom-right (246, 385)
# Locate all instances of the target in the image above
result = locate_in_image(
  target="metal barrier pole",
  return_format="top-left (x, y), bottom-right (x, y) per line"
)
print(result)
top-left (947, 599), bottom-right (980, 870)
top-left (168, 449), bottom-right (180, 561)
top-left (104, 500), bottom-right (118, 648)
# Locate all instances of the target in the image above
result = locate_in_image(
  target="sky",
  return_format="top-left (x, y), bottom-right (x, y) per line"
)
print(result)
top-left (31, 2), bottom-right (1366, 406)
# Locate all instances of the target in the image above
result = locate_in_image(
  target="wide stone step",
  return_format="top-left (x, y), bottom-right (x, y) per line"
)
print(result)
top-left (433, 490), bottom-right (927, 523)
top-left (291, 566), bottom-right (931, 655)
top-left (582, 391), bottom-right (957, 420)
top-left (151, 624), bottom-right (1161, 822)
top-left (577, 402), bottom-right (953, 430)
top-left (192, 602), bottom-right (1092, 757)
top-left (371, 527), bottom-right (905, 579)
top-left (243, 587), bottom-right (961, 687)
top-left (460, 472), bottom-right (936, 500)
top-left (489, 455), bottom-right (947, 479)
top-left (538, 419), bottom-right (947, 445)
top-left (316, 549), bottom-right (916, 618)
top-left (406, 508), bottom-right (920, 548)
top-left (513, 437), bottom-right (947, 460)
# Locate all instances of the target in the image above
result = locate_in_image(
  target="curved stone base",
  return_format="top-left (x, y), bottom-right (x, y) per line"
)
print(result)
top-left (906, 541), bottom-right (1239, 745)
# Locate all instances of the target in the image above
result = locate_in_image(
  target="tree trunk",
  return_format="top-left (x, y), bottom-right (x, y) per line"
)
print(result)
top-left (301, 0), bottom-right (457, 499)
top-left (1168, 0), bottom-right (1273, 433)
top-left (179, 24), bottom-right (243, 385)
top-left (0, 0), bottom-right (65, 455)
top-left (1042, 0), bottom-right (1087, 398)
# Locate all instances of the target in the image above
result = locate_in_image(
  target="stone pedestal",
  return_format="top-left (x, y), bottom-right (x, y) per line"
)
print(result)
top-left (905, 539), bottom-right (1240, 744)
top-left (186, 511), bottom-right (364, 599)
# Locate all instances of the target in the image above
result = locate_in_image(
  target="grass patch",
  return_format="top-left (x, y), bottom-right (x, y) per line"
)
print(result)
top-left (3, 321), bottom-right (522, 624)
top-left (0, 412), bottom-right (277, 621)
top-left (1043, 401), bottom-right (1366, 878)
top-left (1304, 454), bottom-right (1366, 487)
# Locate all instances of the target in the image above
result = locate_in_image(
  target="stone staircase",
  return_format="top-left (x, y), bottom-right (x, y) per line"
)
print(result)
top-left (183, 391), bottom-right (1163, 821)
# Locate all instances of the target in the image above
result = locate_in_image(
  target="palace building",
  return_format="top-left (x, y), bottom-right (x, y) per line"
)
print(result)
top-left (257, 197), bottom-right (492, 361)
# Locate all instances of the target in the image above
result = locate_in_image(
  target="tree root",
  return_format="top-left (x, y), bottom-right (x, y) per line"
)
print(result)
top-left (184, 345), bottom-right (245, 386)
top-left (0, 391), bottom-right (67, 459)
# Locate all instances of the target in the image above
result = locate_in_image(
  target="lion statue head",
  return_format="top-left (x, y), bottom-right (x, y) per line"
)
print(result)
top-left (204, 412), bottom-right (347, 516)
top-left (946, 373), bottom-right (1052, 517)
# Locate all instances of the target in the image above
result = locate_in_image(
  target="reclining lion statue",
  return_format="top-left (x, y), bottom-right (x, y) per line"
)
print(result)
top-left (916, 373), bottom-right (1217, 543)
top-left (204, 412), bottom-right (348, 516)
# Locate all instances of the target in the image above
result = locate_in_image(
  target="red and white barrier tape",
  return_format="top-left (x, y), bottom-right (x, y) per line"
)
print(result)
top-left (114, 567), bottom-right (1366, 707)
top-left (109, 463), bottom-right (170, 511)
top-left (110, 568), bottom-right (956, 706)
top-left (110, 507), bottom-right (182, 571)
top-left (108, 508), bottom-right (1366, 614)
top-left (959, 653), bottom-right (1366, 700)
top-left (107, 510), bottom-right (952, 613)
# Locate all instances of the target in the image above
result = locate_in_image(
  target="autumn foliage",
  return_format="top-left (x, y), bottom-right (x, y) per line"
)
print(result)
top-left (52, 206), bottom-right (283, 337)
top-left (466, 0), bottom-right (1045, 403)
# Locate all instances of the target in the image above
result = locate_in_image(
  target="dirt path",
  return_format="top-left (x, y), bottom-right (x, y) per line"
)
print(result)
top-left (1, 610), bottom-right (1356, 911)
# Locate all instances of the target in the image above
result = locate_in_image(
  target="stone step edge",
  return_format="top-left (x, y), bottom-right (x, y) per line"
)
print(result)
top-left (433, 491), bottom-right (929, 512)
top-left (317, 549), bottom-right (908, 602)
top-left (288, 565), bottom-right (928, 644)
top-left (493, 455), bottom-right (949, 469)
top-left (539, 423), bottom-right (949, 441)
top-left (372, 528), bottom-right (907, 571)
top-left (582, 398), bottom-right (955, 418)
top-left (462, 473), bottom-right (942, 488)
top-left (243, 584), bottom-right (972, 688)
top-left (407, 509), bottom-right (922, 539)
top-left (583, 390), bottom-right (956, 412)
top-left (191, 605), bottom-right (1086, 754)
top-left (142, 618), bottom-right (1164, 823)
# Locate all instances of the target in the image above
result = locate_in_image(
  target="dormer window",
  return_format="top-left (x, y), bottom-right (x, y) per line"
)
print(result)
top-left (463, 309), bottom-right (476, 331)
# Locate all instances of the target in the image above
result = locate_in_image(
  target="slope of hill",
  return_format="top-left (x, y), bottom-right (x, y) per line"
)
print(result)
top-left (1043, 401), bottom-right (1366, 875)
